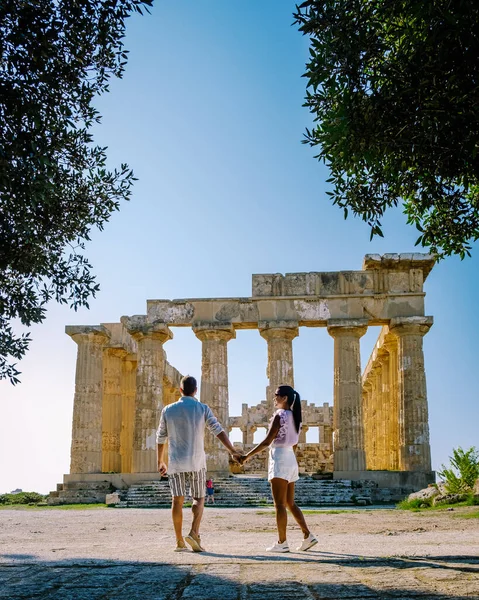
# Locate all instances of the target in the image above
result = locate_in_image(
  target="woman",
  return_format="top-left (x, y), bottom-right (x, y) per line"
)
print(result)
top-left (240, 385), bottom-right (317, 552)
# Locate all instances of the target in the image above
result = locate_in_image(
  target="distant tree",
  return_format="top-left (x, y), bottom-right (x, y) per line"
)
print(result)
top-left (0, 0), bottom-right (152, 384)
top-left (294, 0), bottom-right (479, 258)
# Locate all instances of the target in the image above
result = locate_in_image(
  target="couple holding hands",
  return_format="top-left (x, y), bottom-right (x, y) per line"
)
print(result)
top-left (156, 375), bottom-right (317, 553)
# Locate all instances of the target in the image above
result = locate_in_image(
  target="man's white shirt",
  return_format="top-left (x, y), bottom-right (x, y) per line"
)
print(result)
top-left (156, 396), bottom-right (224, 474)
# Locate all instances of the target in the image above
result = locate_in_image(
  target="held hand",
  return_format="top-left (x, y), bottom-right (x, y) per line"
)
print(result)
top-left (230, 452), bottom-right (243, 464)
top-left (157, 461), bottom-right (167, 476)
top-left (238, 454), bottom-right (249, 465)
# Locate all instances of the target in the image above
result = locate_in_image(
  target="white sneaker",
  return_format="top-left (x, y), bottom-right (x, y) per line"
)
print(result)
top-left (266, 540), bottom-right (290, 553)
top-left (296, 533), bottom-right (318, 551)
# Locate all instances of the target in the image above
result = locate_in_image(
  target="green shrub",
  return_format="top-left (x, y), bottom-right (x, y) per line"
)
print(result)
top-left (397, 497), bottom-right (432, 510)
top-left (0, 492), bottom-right (46, 505)
top-left (438, 447), bottom-right (479, 493)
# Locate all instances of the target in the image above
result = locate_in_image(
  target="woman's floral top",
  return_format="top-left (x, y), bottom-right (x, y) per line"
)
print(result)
top-left (270, 409), bottom-right (300, 448)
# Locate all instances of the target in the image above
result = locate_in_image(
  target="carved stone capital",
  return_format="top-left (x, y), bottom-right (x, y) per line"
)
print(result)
top-left (106, 346), bottom-right (128, 359)
top-left (66, 325), bottom-right (110, 345)
top-left (376, 347), bottom-right (389, 365)
top-left (121, 316), bottom-right (173, 344)
top-left (327, 318), bottom-right (368, 339)
top-left (259, 320), bottom-right (299, 341)
top-left (389, 316), bottom-right (433, 338)
top-left (192, 322), bottom-right (236, 342)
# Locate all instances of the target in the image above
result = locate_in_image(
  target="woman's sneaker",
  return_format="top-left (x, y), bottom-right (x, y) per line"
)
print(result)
top-left (296, 533), bottom-right (318, 551)
top-left (266, 541), bottom-right (290, 553)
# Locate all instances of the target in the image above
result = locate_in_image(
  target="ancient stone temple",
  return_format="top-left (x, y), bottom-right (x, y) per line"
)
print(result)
top-left (49, 254), bottom-right (436, 503)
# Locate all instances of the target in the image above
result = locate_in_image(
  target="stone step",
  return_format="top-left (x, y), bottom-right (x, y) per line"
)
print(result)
top-left (63, 481), bottom-right (114, 491)
top-left (116, 477), bottom-right (369, 508)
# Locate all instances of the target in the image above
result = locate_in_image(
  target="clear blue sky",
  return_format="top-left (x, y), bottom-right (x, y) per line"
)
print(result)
top-left (1, 0), bottom-right (477, 494)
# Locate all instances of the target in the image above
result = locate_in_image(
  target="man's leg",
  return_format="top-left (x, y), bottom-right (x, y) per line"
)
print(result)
top-left (184, 470), bottom-right (207, 552)
top-left (169, 472), bottom-right (187, 549)
top-left (172, 496), bottom-right (185, 543)
top-left (190, 496), bottom-right (205, 537)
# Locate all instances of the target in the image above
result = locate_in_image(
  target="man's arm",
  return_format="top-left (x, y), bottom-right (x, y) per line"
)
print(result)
top-left (204, 405), bottom-right (242, 462)
top-left (216, 431), bottom-right (243, 463)
top-left (157, 443), bottom-right (167, 476)
top-left (156, 408), bottom-right (168, 475)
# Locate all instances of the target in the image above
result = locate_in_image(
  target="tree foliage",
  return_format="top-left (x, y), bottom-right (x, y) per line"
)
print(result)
top-left (438, 446), bottom-right (479, 494)
top-left (294, 0), bottom-right (479, 258)
top-left (0, 0), bottom-right (151, 384)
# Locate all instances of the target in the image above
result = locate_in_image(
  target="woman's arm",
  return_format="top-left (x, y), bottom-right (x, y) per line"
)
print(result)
top-left (242, 415), bottom-right (281, 462)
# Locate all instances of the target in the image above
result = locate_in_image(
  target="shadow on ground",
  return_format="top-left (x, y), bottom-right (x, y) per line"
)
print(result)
top-left (0, 553), bottom-right (477, 599)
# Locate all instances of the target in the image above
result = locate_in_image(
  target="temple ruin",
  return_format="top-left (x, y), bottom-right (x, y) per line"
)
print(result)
top-left (50, 253), bottom-right (436, 502)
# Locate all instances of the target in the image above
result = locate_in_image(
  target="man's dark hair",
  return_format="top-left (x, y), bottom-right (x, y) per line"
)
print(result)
top-left (180, 375), bottom-right (197, 396)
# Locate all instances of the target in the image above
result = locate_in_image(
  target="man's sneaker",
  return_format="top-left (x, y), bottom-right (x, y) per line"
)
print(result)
top-left (266, 540), bottom-right (290, 553)
top-left (296, 533), bottom-right (318, 551)
top-left (174, 541), bottom-right (188, 553)
top-left (185, 533), bottom-right (205, 552)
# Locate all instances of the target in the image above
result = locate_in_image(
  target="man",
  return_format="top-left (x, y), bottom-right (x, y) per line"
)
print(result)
top-left (157, 374), bottom-right (241, 552)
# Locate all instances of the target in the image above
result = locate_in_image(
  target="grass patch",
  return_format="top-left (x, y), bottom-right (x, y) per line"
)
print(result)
top-left (0, 503), bottom-right (108, 510)
top-left (397, 493), bottom-right (479, 512)
top-left (454, 510), bottom-right (479, 519)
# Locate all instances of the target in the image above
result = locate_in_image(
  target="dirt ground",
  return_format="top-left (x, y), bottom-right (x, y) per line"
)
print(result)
top-left (0, 506), bottom-right (478, 599)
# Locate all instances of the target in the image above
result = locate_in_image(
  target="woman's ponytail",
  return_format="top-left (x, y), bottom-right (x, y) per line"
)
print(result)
top-left (291, 390), bottom-right (302, 434)
top-left (277, 385), bottom-right (302, 433)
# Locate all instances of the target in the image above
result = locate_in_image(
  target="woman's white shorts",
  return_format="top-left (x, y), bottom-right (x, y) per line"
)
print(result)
top-left (268, 447), bottom-right (299, 483)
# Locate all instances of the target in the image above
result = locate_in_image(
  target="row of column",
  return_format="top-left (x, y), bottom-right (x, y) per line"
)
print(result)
top-left (68, 315), bottom-right (432, 476)
top-left (363, 319), bottom-right (432, 472)
top-left (328, 316), bottom-right (433, 474)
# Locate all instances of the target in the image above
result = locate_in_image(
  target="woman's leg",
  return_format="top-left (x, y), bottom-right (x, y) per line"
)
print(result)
top-left (286, 483), bottom-right (310, 538)
top-left (270, 478), bottom-right (289, 543)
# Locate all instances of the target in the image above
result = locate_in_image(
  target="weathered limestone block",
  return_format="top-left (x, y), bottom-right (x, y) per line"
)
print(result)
top-left (259, 320), bottom-right (298, 412)
top-left (390, 316), bottom-right (433, 472)
top-left (433, 493), bottom-right (468, 506)
top-left (194, 323), bottom-right (235, 474)
top-left (408, 485), bottom-right (442, 503)
top-left (105, 492), bottom-right (121, 506)
top-left (67, 326), bottom-right (110, 474)
top-left (328, 319), bottom-right (368, 472)
top-left (123, 317), bottom-right (173, 473)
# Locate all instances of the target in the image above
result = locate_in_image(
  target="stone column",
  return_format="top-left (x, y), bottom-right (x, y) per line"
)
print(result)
top-left (66, 325), bottom-right (110, 474)
top-left (299, 425), bottom-right (309, 444)
top-left (242, 426), bottom-right (255, 445)
top-left (102, 347), bottom-right (127, 473)
top-left (194, 323), bottom-right (236, 474)
top-left (389, 316), bottom-right (433, 472)
top-left (376, 348), bottom-right (390, 470)
top-left (123, 318), bottom-right (173, 473)
top-left (259, 321), bottom-right (299, 412)
top-left (383, 335), bottom-right (400, 470)
top-left (120, 354), bottom-right (137, 474)
top-left (327, 319), bottom-right (368, 472)
top-left (362, 380), bottom-right (373, 469)
top-left (369, 363), bottom-right (382, 470)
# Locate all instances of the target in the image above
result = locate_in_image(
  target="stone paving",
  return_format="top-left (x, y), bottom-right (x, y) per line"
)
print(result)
top-left (1, 507), bottom-right (478, 599)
